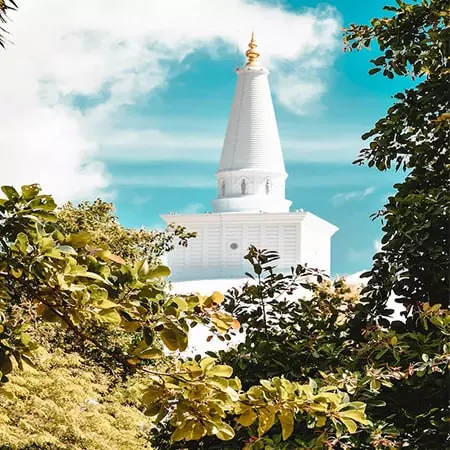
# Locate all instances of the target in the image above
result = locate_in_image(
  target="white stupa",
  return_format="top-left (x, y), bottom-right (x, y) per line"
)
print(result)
top-left (162, 33), bottom-right (338, 282)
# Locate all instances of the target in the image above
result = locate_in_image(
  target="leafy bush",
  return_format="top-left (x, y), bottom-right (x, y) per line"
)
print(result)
top-left (151, 247), bottom-right (449, 449)
top-left (0, 351), bottom-right (151, 450)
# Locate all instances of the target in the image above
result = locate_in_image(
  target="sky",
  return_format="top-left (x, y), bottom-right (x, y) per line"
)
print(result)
top-left (0, 0), bottom-right (409, 276)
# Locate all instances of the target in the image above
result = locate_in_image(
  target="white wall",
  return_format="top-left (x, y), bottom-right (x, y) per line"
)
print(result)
top-left (167, 221), bottom-right (304, 281)
top-left (299, 221), bottom-right (331, 274)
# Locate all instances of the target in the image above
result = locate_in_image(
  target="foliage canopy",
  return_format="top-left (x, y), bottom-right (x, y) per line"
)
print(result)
top-left (344, 0), bottom-right (449, 316)
top-left (0, 185), bottom-right (370, 448)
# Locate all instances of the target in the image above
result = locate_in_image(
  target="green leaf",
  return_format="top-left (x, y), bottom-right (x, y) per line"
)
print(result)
top-left (14, 233), bottom-right (28, 254)
top-left (55, 245), bottom-right (77, 255)
top-left (369, 67), bottom-right (382, 75)
top-left (98, 308), bottom-right (122, 326)
top-left (278, 409), bottom-right (294, 441)
top-left (339, 409), bottom-right (369, 424)
top-left (142, 386), bottom-right (163, 404)
top-left (0, 355), bottom-right (13, 375)
top-left (21, 184), bottom-right (41, 200)
top-left (1, 186), bottom-right (19, 200)
top-left (207, 364), bottom-right (233, 378)
top-left (95, 299), bottom-right (119, 309)
top-left (258, 406), bottom-right (276, 437)
top-left (161, 328), bottom-right (188, 352)
top-left (341, 418), bottom-right (358, 433)
top-left (147, 265), bottom-right (171, 278)
top-left (238, 408), bottom-right (257, 427)
top-left (215, 422), bottom-right (235, 441)
top-left (139, 348), bottom-right (164, 360)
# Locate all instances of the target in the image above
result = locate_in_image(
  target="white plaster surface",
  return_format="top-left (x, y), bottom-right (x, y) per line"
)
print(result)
top-left (213, 64), bottom-right (290, 214)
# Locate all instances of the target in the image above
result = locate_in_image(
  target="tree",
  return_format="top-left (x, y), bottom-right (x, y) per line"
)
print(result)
top-left (152, 247), bottom-right (449, 449)
top-left (0, 0), bottom-right (17, 48)
top-left (57, 199), bottom-right (196, 265)
top-left (343, 0), bottom-right (450, 317)
top-left (0, 184), bottom-right (367, 447)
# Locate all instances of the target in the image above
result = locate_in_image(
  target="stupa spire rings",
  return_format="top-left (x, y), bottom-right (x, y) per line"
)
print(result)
top-left (245, 31), bottom-right (260, 66)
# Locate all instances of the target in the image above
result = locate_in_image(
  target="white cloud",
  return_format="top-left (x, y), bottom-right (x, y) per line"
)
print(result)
top-left (130, 194), bottom-right (152, 206)
top-left (345, 248), bottom-right (370, 263)
top-left (0, 0), bottom-right (341, 201)
top-left (179, 203), bottom-right (206, 214)
top-left (330, 186), bottom-right (375, 206)
top-left (274, 76), bottom-right (326, 116)
top-left (113, 175), bottom-right (215, 189)
top-left (102, 133), bottom-right (362, 163)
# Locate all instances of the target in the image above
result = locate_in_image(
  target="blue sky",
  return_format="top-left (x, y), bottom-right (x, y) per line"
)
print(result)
top-left (1, 0), bottom-right (408, 276)
top-left (106, 0), bottom-right (405, 276)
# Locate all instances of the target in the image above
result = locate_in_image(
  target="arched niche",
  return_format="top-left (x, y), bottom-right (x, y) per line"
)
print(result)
top-left (239, 177), bottom-right (250, 195)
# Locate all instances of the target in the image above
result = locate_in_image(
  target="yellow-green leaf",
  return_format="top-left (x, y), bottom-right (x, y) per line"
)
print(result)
top-left (207, 364), bottom-right (233, 378)
top-left (171, 297), bottom-right (188, 310)
top-left (95, 299), bottom-right (118, 309)
top-left (56, 245), bottom-right (77, 255)
top-left (147, 265), bottom-right (171, 279)
top-left (10, 267), bottom-right (22, 278)
top-left (341, 418), bottom-right (358, 433)
top-left (192, 423), bottom-right (206, 440)
top-left (1, 186), bottom-right (19, 200)
top-left (210, 291), bottom-right (224, 304)
top-left (238, 408), bottom-right (257, 427)
top-left (171, 422), bottom-right (193, 442)
top-left (339, 409), bottom-right (369, 424)
top-left (316, 416), bottom-right (327, 427)
top-left (200, 357), bottom-right (216, 371)
top-left (21, 184), bottom-right (41, 199)
top-left (161, 328), bottom-right (188, 351)
top-left (211, 311), bottom-right (234, 334)
top-left (258, 406), bottom-right (276, 437)
top-left (216, 422), bottom-right (235, 441)
top-left (278, 409), bottom-right (294, 441)
top-left (15, 233), bottom-right (28, 253)
top-left (98, 308), bottom-right (122, 326)
top-left (121, 318), bottom-right (141, 332)
top-left (139, 348), bottom-right (164, 359)
top-left (142, 387), bottom-right (163, 404)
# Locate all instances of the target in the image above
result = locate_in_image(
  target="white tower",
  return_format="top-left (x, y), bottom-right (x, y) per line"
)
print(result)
top-left (161, 33), bottom-right (338, 282)
top-left (213, 33), bottom-right (291, 214)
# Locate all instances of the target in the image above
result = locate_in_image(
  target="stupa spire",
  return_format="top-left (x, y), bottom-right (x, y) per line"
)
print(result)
top-left (212, 31), bottom-right (291, 214)
top-left (245, 31), bottom-right (260, 66)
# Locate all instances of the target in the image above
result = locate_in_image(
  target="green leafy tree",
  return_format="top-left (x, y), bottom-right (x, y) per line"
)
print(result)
top-left (152, 247), bottom-right (449, 449)
top-left (0, 184), bottom-right (366, 447)
top-left (344, 0), bottom-right (450, 316)
top-left (57, 199), bottom-right (196, 265)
